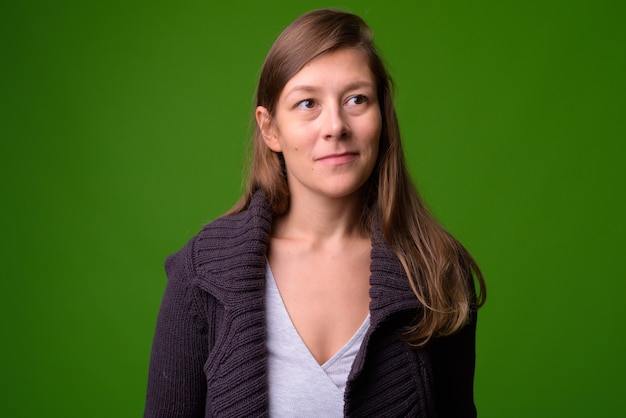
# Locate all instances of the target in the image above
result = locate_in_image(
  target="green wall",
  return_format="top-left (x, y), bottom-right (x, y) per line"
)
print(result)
top-left (2, 1), bottom-right (624, 416)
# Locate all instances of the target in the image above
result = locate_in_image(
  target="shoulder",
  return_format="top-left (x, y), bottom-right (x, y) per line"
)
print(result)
top-left (165, 190), bottom-right (273, 291)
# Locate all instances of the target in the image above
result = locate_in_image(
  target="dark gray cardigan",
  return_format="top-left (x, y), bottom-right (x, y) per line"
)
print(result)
top-left (145, 191), bottom-right (477, 417)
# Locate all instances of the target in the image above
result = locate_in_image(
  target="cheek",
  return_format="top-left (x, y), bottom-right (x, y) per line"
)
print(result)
top-left (278, 126), bottom-right (309, 155)
top-left (274, 123), bottom-right (302, 153)
top-left (362, 117), bottom-right (382, 150)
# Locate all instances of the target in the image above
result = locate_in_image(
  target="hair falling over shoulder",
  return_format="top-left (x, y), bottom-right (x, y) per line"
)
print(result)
top-left (375, 131), bottom-right (487, 346)
top-left (228, 8), bottom-right (486, 346)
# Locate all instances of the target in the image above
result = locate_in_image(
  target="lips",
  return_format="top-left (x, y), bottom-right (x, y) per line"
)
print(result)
top-left (316, 152), bottom-right (359, 164)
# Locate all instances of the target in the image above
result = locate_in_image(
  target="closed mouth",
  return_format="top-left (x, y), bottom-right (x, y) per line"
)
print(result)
top-left (316, 152), bottom-right (359, 163)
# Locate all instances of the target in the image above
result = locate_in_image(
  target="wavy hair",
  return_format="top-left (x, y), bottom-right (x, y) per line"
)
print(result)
top-left (228, 8), bottom-right (486, 346)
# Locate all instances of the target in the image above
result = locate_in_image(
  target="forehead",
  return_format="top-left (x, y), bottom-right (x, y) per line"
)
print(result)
top-left (281, 49), bottom-right (375, 95)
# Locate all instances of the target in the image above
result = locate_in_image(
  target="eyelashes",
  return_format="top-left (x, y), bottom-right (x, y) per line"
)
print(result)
top-left (295, 95), bottom-right (370, 110)
top-left (296, 99), bottom-right (316, 109)
top-left (347, 95), bottom-right (368, 105)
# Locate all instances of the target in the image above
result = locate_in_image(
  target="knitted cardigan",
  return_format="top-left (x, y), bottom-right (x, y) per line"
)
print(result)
top-left (144, 191), bottom-right (478, 417)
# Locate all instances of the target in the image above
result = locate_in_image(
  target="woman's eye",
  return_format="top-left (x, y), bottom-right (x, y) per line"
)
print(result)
top-left (347, 95), bottom-right (368, 105)
top-left (297, 99), bottom-right (316, 109)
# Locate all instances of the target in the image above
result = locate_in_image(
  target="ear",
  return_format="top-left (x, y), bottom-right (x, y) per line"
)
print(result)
top-left (255, 106), bottom-right (282, 152)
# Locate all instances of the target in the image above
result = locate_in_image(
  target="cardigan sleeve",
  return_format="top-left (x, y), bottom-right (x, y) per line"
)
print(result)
top-left (144, 242), bottom-right (208, 417)
top-left (429, 312), bottom-right (478, 418)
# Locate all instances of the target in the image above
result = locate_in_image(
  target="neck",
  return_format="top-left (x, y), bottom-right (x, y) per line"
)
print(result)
top-left (272, 192), bottom-right (368, 244)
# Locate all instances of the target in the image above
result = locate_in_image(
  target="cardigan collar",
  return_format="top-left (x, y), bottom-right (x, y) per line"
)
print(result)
top-left (192, 190), bottom-right (421, 325)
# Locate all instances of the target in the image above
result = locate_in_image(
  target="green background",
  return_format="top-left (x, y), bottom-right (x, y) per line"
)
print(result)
top-left (2, 0), bottom-right (624, 416)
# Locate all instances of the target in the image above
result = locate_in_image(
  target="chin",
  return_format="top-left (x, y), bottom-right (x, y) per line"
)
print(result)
top-left (319, 181), bottom-right (369, 200)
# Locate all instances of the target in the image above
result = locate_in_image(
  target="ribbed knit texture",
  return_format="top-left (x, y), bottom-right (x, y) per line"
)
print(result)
top-left (145, 191), bottom-right (477, 417)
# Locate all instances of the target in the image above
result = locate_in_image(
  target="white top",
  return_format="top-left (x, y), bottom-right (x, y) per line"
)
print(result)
top-left (265, 263), bottom-right (370, 417)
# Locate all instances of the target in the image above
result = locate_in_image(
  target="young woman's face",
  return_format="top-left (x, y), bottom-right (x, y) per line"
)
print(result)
top-left (257, 48), bottom-right (382, 202)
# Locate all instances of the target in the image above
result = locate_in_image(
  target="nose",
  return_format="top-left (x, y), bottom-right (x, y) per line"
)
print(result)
top-left (322, 104), bottom-right (349, 140)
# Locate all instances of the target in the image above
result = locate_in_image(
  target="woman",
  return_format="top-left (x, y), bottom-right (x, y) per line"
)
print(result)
top-left (145, 8), bottom-right (486, 418)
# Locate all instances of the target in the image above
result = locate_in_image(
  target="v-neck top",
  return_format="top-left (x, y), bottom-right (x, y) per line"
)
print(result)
top-left (265, 263), bottom-right (370, 417)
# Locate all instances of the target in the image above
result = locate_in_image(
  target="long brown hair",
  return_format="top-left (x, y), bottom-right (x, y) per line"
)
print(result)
top-left (229, 8), bottom-right (486, 346)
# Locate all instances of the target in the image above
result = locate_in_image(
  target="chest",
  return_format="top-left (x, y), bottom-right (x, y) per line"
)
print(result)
top-left (267, 240), bottom-right (371, 365)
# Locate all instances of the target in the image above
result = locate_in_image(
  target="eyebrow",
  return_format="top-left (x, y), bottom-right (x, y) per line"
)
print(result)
top-left (284, 80), bottom-right (375, 97)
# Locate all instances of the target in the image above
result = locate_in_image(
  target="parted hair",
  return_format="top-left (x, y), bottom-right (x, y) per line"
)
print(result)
top-left (229, 8), bottom-right (486, 346)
